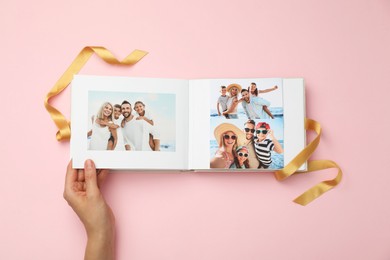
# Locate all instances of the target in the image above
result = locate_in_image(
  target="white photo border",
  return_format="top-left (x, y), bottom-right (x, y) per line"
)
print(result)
top-left (71, 75), bottom-right (189, 170)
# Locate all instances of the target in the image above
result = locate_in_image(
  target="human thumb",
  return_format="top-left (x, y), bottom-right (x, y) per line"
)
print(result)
top-left (84, 159), bottom-right (99, 195)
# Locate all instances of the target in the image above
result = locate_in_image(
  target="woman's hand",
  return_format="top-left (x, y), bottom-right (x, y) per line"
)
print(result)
top-left (268, 129), bottom-right (275, 139)
top-left (108, 123), bottom-right (119, 129)
top-left (64, 160), bottom-right (115, 260)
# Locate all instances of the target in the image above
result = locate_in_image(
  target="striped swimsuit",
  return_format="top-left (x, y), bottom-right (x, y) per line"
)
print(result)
top-left (254, 139), bottom-right (274, 168)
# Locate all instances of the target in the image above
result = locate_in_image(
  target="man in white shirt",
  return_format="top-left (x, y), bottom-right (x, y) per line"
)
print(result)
top-left (120, 100), bottom-right (158, 151)
top-left (242, 119), bottom-right (260, 168)
top-left (241, 89), bottom-right (270, 119)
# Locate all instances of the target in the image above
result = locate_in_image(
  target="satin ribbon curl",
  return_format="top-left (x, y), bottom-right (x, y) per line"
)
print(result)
top-left (44, 46), bottom-right (148, 141)
top-left (275, 119), bottom-right (342, 206)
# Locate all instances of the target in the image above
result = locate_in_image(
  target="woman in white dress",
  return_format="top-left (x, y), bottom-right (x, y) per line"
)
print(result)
top-left (88, 102), bottom-right (117, 150)
top-left (249, 82), bottom-right (278, 119)
top-left (222, 83), bottom-right (242, 119)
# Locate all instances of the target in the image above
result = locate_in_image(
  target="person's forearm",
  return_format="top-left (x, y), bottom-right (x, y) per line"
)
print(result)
top-left (224, 101), bottom-right (238, 114)
top-left (85, 227), bottom-right (115, 260)
top-left (259, 86), bottom-right (277, 93)
top-left (97, 118), bottom-right (109, 127)
top-left (144, 117), bottom-right (154, 125)
top-left (263, 106), bottom-right (274, 119)
top-left (272, 139), bottom-right (284, 154)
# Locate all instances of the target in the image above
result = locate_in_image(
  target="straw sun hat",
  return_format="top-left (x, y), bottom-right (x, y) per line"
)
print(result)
top-left (214, 123), bottom-right (245, 147)
top-left (226, 83), bottom-right (242, 93)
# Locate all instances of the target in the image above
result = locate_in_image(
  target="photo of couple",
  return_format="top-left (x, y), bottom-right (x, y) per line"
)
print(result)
top-left (87, 91), bottom-right (176, 152)
top-left (210, 78), bottom-right (284, 169)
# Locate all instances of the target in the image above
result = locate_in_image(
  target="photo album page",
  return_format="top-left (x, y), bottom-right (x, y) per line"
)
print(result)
top-left (71, 75), bottom-right (190, 169)
top-left (188, 78), bottom-right (306, 171)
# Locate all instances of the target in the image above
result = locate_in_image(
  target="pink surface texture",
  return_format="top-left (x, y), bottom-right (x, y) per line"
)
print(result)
top-left (1, 0), bottom-right (390, 259)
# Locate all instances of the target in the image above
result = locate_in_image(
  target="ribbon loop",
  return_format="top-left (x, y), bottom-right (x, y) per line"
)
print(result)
top-left (275, 118), bottom-right (321, 180)
top-left (44, 46), bottom-right (148, 141)
top-left (275, 119), bottom-right (343, 206)
top-left (293, 160), bottom-right (342, 206)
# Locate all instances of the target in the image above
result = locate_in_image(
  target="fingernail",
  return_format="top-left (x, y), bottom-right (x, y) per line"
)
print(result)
top-left (85, 159), bottom-right (93, 169)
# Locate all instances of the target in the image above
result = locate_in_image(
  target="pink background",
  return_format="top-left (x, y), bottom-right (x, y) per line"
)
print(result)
top-left (1, 0), bottom-right (390, 259)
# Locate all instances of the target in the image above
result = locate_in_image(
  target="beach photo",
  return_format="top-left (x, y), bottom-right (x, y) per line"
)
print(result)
top-left (209, 78), bottom-right (284, 170)
top-left (88, 91), bottom-right (176, 152)
top-left (210, 117), bottom-right (284, 170)
top-left (71, 75), bottom-right (189, 169)
top-left (210, 78), bottom-right (284, 120)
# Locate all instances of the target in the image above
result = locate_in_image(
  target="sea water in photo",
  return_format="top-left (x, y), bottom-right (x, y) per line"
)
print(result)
top-left (210, 107), bottom-right (283, 118)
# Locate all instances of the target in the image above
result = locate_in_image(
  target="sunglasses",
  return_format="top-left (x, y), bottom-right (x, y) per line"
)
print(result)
top-left (256, 129), bottom-right (268, 134)
top-left (238, 152), bottom-right (248, 157)
top-left (244, 128), bottom-right (255, 133)
top-left (223, 134), bottom-right (237, 140)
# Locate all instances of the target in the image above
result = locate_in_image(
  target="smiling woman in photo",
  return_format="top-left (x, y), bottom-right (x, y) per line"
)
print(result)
top-left (222, 83), bottom-right (242, 119)
top-left (210, 123), bottom-right (245, 169)
top-left (88, 102), bottom-right (117, 150)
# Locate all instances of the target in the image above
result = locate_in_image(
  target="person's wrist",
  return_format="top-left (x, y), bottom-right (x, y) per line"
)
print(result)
top-left (86, 219), bottom-right (115, 241)
top-left (88, 225), bottom-right (115, 240)
top-left (85, 205), bottom-right (116, 237)
top-left (85, 223), bottom-right (116, 260)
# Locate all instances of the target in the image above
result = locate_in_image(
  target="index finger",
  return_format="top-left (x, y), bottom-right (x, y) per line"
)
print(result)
top-left (65, 160), bottom-right (78, 191)
top-left (97, 169), bottom-right (109, 188)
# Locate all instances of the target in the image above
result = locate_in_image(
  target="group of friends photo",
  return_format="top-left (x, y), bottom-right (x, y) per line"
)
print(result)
top-left (87, 91), bottom-right (176, 152)
top-left (210, 79), bottom-right (284, 169)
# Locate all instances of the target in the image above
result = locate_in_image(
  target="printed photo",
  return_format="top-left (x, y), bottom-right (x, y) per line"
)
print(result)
top-left (88, 91), bottom-right (176, 152)
top-left (210, 78), bottom-right (283, 120)
top-left (209, 78), bottom-right (284, 169)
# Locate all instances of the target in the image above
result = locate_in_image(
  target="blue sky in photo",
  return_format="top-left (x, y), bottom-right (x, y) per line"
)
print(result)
top-left (88, 91), bottom-right (176, 143)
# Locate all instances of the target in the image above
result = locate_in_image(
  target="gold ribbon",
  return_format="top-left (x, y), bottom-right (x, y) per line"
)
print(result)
top-left (44, 46), bottom-right (148, 141)
top-left (275, 119), bottom-right (342, 206)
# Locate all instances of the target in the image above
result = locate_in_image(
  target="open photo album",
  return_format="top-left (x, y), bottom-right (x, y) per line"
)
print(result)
top-left (71, 75), bottom-right (306, 171)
